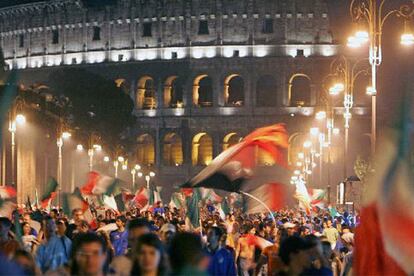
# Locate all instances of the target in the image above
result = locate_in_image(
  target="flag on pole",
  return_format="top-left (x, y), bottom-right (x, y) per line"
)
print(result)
top-left (0, 186), bottom-right (17, 199)
top-left (182, 124), bottom-right (288, 192)
top-left (40, 178), bottom-right (58, 209)
top-left (294, 178), bottom-right (312, 214)
top-left (308, 188), bottom-right (327, 210)
top-left (81, 171), bottom-right (121, 196)
top-left (169, 192), bottom-right (185, 209)
top-left (186, 188), bottom-right (201, 229)
top-left (133, 187), bottom-right (149, 209)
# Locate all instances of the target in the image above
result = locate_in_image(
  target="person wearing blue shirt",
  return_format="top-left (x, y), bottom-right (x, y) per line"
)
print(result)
top-left (110, 215), bottom-right (129, 256)
top-left (35, 217), bottom-right (71, 273)
top-left (206, 226), bottom-right (236, 276)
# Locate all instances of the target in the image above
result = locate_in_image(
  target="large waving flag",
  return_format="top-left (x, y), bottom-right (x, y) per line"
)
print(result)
top-left (81, 171), bottom-right (121, 196)
top-left (294, 178), bottom-right (312, 214)
top-left (182, 124), bottom-right (288, 192)
top-left (308, 188), bottom-right (327, 210)
top-left (244, 183), bottom-right (294, 214)
top-left (0, 186), bottom-right (16, 218)
top-left (186, 188), bottom-right (201, 230)
top-left (376, 93), bottom-right (414, 274)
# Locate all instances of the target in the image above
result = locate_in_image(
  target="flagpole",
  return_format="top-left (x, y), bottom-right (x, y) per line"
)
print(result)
top-left (240, 191), bottom-right (276, 224)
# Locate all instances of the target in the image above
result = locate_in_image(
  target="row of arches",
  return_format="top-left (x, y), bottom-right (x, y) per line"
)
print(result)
top-left (135, 132), bottom-right (278, 167)
top-left (130, 73), bottom-right (313, 109)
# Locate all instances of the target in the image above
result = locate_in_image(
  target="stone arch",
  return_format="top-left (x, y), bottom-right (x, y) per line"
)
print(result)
top-left (223, 132), bottom-right (242, 151)
top-left (256, 75), bottom-right (277, 107)
top-left (163, 132), bottom-right (183, 166)
top-left (164, 76), bottom-right (184, 108)
top-left (193, 75), bottom-right (213, 107)
top-left (136, 76), bottom-right (156, 110)
top-left (224, 74), bottom-right (244, 106)
top-left (136, 134), bottom-right (155, 166)
top-left (288, 132), bottom-right (307, 165)
top-left (192, 132), bottom-right (213, 165)
top-left (288, 73), bottom-right (312, 107)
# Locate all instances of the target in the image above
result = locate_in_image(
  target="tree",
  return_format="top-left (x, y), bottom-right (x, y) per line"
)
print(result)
top-left (47, 68), bottom-right (135, 152)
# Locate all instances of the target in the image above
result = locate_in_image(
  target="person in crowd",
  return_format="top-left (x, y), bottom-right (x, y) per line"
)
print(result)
top-left (66, 208), bottom-right (84, 240)
top-left (130, 233), bottom-right (168, 276)
top-left (13, 249), bottom-right (41, 276)
top-left (278, 236), bottom-right (313, 275)
top-left (205, 226), bottom-right (236, 276)
top-left (56, 219), bottom-right (69, 238)
top-left (77, 220), bottom-right (91, 235)
top-left (110, 215), bottom-right (128, 257)
top-left (22, 213), bottom-right (38, 237)
top-left (235, 224), bottom-right (256, 276)
top-left (256, 226), bottom-right (283, 276)
top-left (322, 220), bottom-right (339, 250)
top-left (110, 218), bottom-right (151, 276)
top-left (35, 216), bottom-right (72, 273)
top-left (169, 232), bottom-right (209, 276)
top-left (46, 232), bottom-right (109, 276)
top-left (340, 232), bottom-right (354, 276)
top-left (159, 223), bottom-right (176, 250)
top-left (0, 217), bottom-right (21, 259)
top-left (21, 222), bottom-right (39, 253)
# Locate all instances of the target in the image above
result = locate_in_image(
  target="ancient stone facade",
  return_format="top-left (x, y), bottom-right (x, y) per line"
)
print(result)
top-left (0, 0), bottom-right (370, 200)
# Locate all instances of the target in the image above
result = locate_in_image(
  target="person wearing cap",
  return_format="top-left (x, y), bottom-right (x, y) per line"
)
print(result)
top-left (278, 236), bottom-right (314, 275)
top-left (340, 232), bottom-right (354, 276)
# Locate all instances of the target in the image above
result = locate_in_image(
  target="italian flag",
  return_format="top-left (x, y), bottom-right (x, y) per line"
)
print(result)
top-left (40, 178), bottom-right (58, 209)
top-left (81, 171), bottom-right (121, 196)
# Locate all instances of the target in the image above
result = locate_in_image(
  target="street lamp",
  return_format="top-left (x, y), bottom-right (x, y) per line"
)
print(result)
top-left (138, 171), bottom-right (156, 189)
top-left (8, 114), bottom-right (26, 187)
top-left (57, 129), bottom-right (71, 206)
top-left (349, 0), bottom-right (414, 155)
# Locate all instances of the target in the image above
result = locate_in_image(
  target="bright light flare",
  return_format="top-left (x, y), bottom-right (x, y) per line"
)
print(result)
top-left (315, 111), bottom-right (326, 120)
top-left (329, 83), bottom-right (344, 95)
top-left (15, 114), bottom-right (26, 125)
top-left (333, 128), bottom-right (340, 135)
top-left (401, 33), bottom-right (414, 46)
top-left (303, 141), bottom-right (312, 148)
top-left (76, 144), bottom-right (84, 151)
top-left (62, 131), bottom-right (71, 139)
top-left (310, 127), bottom-right (319, 136)
top-left (149, 171), bottom-right (155, 177)
top-left (118, 156), bottom-right (125, 162)
top-left (103, 156), bottom-right (110, 162)
top-left (366, 86), bottom-right (377, 96)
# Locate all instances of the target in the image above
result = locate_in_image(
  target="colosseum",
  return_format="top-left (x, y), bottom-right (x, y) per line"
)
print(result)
top-left (0, 0), bottom-right (370, 202)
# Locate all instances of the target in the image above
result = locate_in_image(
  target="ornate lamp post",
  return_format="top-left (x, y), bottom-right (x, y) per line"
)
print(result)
top-left (349, 0), bottom-right (414, 155)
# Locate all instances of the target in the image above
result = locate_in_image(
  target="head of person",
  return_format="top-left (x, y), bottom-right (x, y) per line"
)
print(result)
top-left (128, 218), bottom-right (151, 251)
top-left (42, 216), bottom-right (57, 239)
top-left (278, 236), bottom-right (313, 272)
top-left (77, 220), bottom-right (90, 234)
top-left (22, 222), bottom-right (31, 236)
top-left (56, 219), bottom-right (68, 236)
top-left (159, 223), bottom-right (176, 244)
top-left (50, 209), bottom-right (59, 219)
top-left (131, 233), bottom-right (168, 276)
top-left (71, 233), bottom-right (108, 276)
top-left (0, 218), bottom-right (12, 239)
top-left (72, 208), bottom-right (84, 224)
top-left (207, 226), bottom-right (224, 251)
top-left (326, 220), bottom-right (333, 228)
top-left (115, 215), bottom-right (127, 230)
top-left (22, 213), bottom-right (31, 224)
top-left (244, 224), bottom-right (256, 235)
top-left (341, 232), bottom-right (354, 249)
top-left (169, 232), bottom-right (208, 274)
top-left (13, 250), bottom-right (37, 276)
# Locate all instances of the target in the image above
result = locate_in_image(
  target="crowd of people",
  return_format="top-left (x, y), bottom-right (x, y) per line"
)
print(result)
top-left (0, 204), bottom-right (357, 276)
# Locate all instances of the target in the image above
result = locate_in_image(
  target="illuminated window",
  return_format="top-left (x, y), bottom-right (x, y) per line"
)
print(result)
top-left (163, 133), bottom-right (183, 166)
top-left (192, 133), bottom-right (213, 166)
top-left (137, 134), bottom-right (155, 166)
top-left (136, 76), bottom-right (156, 109)
top-left (164, 76), bottom-right (184, 108)
top-left (224, 75), bottom-right (244, 106)
top-left (193, 75), bottom-right (213, 107)
top-left (289, 74), bottom-right (311, 107)
top-left (223, 133), bottom-right (241, 151)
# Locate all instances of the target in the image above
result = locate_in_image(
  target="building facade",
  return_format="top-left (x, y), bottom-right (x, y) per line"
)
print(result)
top-left (0, 0), bottom-right (370, 201)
